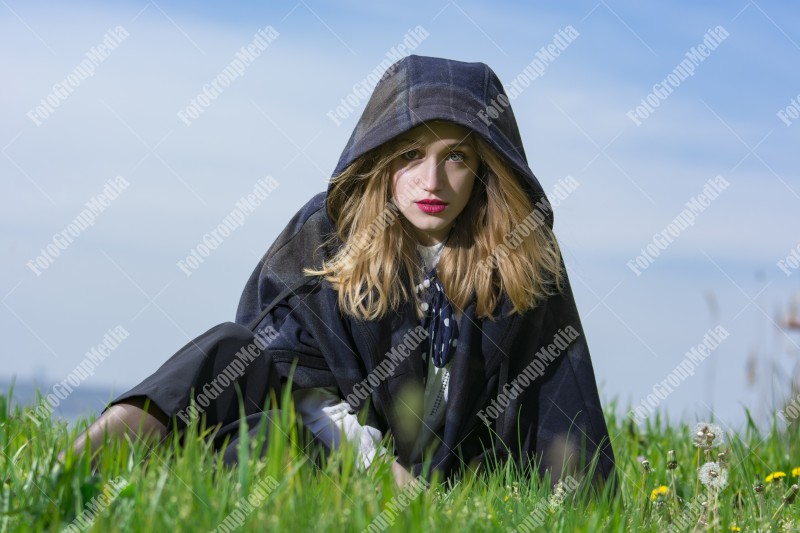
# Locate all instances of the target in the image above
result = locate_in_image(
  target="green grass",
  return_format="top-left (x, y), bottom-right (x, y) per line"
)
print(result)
top-left (2, 388), bottom-right (800, 532)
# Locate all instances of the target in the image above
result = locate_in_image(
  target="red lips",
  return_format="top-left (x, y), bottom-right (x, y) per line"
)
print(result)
top-left (416, 200), bottom-right (447, 214)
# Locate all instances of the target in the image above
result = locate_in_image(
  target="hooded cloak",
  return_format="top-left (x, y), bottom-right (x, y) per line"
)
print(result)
top-left (234, 55), bottom-right (615, 488)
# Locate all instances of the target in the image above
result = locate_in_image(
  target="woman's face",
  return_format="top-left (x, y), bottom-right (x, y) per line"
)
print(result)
top-left (389, 121), bottom-right (480, 246)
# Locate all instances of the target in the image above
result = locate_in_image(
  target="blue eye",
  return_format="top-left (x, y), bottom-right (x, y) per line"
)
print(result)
top-left (448, 152), bottom-right (466, 162)
top-left (401, 149), bottom-right (419, 160)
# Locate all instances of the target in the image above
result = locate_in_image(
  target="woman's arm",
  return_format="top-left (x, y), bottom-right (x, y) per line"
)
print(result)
top-left (292, 387), bottom-right (415, 486)
top-left (292, 386), bottom-right (389, 470)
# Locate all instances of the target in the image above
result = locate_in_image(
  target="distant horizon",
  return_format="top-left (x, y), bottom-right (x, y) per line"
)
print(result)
top-left (3, 365), bottom-right (796, 434)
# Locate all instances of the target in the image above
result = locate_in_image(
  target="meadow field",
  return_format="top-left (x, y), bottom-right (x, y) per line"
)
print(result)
top-left (2, 387), bottom-right (800, 532)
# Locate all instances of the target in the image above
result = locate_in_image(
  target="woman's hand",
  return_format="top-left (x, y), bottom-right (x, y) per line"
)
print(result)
top-left (390, 459), bottom-right (414, 488)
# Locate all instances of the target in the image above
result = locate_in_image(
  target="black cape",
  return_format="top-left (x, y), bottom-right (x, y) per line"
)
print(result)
top-left (233, 55), bottom-right (616, 487)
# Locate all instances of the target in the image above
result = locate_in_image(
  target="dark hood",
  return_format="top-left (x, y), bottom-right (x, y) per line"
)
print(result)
top-left (330, 54), bottom-right (553, 229)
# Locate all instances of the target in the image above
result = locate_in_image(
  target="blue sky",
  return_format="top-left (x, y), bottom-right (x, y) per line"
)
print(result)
top-left (2, 1), bottom-right (800, 432)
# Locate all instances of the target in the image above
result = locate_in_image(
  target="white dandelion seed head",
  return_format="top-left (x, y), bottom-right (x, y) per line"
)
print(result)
top-left (692, 422), bottom-right (726, 448)
top-left (698, 461), bottom-right (728, 489)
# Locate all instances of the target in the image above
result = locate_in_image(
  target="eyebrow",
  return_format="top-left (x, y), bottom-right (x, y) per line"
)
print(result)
top-left (396, 137), bottom-right (475, 149)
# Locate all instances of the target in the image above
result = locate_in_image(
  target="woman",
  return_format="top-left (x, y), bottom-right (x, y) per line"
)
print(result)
top-left (62, 54), bottom-right (616, 490)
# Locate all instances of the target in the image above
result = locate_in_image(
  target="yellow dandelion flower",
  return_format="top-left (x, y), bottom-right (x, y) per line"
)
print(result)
top-left (729, 525), bottom-right (741, 532)
top-left (650, 485), bottom-right (669, 501)
top-left (766, 471), bottom-right (787, 483)
top-left (792, 466), bottom-right (800, 477)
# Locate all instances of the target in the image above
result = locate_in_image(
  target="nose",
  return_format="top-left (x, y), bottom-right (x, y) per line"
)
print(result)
top-left (418, 155), bottom-right (444, 192)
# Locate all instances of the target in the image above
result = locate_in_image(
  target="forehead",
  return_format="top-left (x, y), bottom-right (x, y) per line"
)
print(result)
top-left (400, 121), bottom-right (474, 146)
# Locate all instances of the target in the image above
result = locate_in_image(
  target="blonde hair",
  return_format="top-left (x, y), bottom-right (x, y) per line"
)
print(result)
top-left (304, 131), bottom-right (565, 321)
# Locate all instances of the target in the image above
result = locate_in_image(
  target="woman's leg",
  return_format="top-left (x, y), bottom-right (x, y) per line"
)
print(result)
top-left (58, 396), bottom-right (170, 465)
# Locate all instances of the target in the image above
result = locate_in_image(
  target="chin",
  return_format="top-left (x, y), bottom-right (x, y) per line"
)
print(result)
top-left (411, 222), bottom-right (452, 240)
top-left (410, 220), bottom-right (445, 232)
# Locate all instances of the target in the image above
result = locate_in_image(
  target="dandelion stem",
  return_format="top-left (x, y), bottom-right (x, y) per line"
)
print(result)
top-left (667, 450), bottom-right (678, 520)
top-left (770, 500), bottom-right (786, 522)
top-left (757, 492), bottom-right (764, 524)
top-left (669, 468), bottom-right (678, 519)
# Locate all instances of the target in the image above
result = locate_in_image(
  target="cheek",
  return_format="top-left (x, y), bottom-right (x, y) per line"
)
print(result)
top-left (455, 175), bottom-right (476, 203)
top-left (390, 167), bottom-right (403, 195)
top-left (391, 169), bottom-right (417, 209)
top-left (393, 168), bottom-right (417, 196)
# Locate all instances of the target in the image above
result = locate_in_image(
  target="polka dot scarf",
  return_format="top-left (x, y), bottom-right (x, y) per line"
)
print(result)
top-left (417, 266), bottom-right (459, 369)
